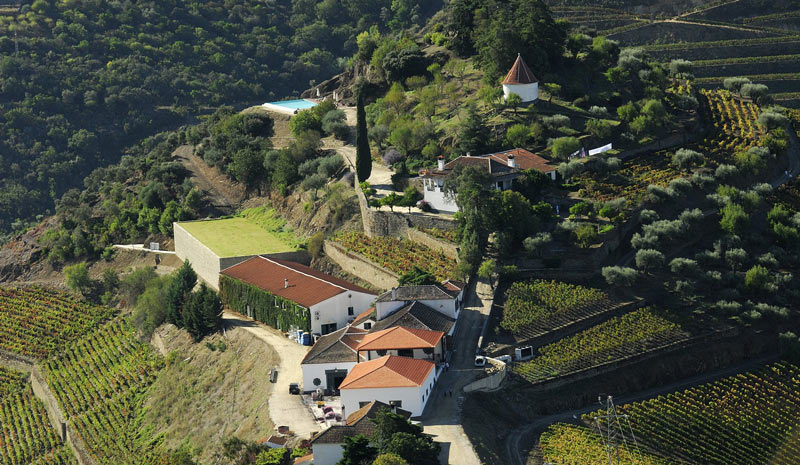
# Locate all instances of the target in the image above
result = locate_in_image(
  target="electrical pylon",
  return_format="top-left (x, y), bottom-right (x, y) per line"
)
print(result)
top-left (592, 395), bottom-right (646, 465)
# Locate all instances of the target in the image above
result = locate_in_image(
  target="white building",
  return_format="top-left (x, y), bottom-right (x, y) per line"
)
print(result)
top-left (502, 53), bottom-right (538, 103)
top-left (339, 355), bottom-right (438, 417)
top-left (300, 326), bottom-right (367, 394)
top-left (354, 301), bottom-right (456, 336)
top-left (419, 149), bottom-right (558, 212)
top-left (375, 282), bottom-right (464, 321)
top-left (356, 327), bottom-right (445, 363)
top-left (310, 401), bottom-right (411, 465)
top-left (220, 256), bottom-right (376, 336)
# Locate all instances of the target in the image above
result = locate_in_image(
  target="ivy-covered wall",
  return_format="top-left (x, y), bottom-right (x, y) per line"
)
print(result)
top-left (219, 275), bottom-right (311, 332)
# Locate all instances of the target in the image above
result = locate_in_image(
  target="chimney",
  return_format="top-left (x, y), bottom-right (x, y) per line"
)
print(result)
top-left (341, 405), bottom-right (346, 424)
top-left (507, 153), bottom-right (516, 168)
top-left (466, 151), bottom-right (472, 157)
top-left (284, 278), bottom-right (289, 289)
top-left (391, 287), bottom-right (397, 301)
top-left (437, 156), bottom-right (445, 171)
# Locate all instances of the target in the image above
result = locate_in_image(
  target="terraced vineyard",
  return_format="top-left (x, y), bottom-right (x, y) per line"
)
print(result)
top-left (501, 280), bottom-right (625, 338)
top-left (0, 366), bottom-right (26, 399)
top-left (578, 150), bottom-right (682, 205)
top-left (699, 89), bottom-right (762, 157)
top-left (0, 287), bottom-right (115, 359)
top-left (333, 232), bottom-right (457, 281)
top-left (514, 308), bottom-right (689, 383)
top-left (0, 382), bottom-right (75, 465)
top-left (583, 362), bottom-right (800, 465)
top-left (540, 423), bottom-right (667, 465)
top-left (43, 321), bottom-right (165, 465)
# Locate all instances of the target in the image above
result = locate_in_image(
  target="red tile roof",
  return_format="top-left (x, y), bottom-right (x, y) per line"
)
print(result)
top-left (293, 454), bottom-right (314, 464)
top-left (441, 279), bottom-right (465, 292)
top-left (502, 54), bottom-right (538, 85)
top-left (339, 355), bottom-right (434, 389)
top-left (221, 256), bottom-right (375, 308)
top-left (356, 327), bottom-right (444, 351)
top-left (352, 306), bottom-right (376, 326)
top-left (485, 148), bottom-right (557, 173)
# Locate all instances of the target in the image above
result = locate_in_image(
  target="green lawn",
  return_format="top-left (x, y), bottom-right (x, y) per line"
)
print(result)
top-left (177, 217), bottom-right (297, 257)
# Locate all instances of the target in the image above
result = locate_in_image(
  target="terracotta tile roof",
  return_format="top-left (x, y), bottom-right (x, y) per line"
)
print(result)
top-left (293, 454), bottom-right (314, 464)
top-left (419, 155), bottom-right (516, 178)
top-left (352, 307), bottom-right (376, 326)
top-left (221, 256), bottom-right (375, 308)
top-left (485, 148), bottom-right (557, 173)
top-left (502, 54), bottom-right (538, 85)
top-left (339, 355), bottom-right (434, 389)
top-left (356, 327), bottom-right (443, 351)
top-left (310, 401), bottom-right (411, 445)
top-left (301, 326), bottom-right (367, 364)
top-left (370, 301), bottom-right (455, 334)
top-left (441, 279), bottom-right (466, 292)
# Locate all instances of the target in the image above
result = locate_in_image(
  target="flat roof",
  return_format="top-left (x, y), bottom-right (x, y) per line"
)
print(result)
top-left (176, 217), bottom-right (296, 258)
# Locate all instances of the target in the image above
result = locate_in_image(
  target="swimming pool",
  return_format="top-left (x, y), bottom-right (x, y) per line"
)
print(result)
top-left (262, 99), bottom-right (318, 114)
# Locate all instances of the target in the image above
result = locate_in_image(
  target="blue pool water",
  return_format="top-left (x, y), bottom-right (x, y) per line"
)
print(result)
top-left (266, 99), bottom-right (317, 110)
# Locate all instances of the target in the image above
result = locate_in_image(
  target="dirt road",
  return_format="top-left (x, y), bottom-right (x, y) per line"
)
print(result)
top-left (173, 145), bottom-right (243, 215)
top-left (222, 311), bottom-right (322, 439)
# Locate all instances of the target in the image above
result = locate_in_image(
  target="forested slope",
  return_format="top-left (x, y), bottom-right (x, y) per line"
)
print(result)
top-left (0, 0), bottom-right (439, 239)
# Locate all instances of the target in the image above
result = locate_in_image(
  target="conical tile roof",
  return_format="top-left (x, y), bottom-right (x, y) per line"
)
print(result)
top-left (502, 54), bottom-right (538, 85)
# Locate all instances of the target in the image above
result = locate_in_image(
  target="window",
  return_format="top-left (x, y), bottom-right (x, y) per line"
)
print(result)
top-left (347, 306), bottom-right (354, 316)
top-left (376, 350), bottom-right (387, 356)
top-left (321, 323), bottom-right (337, 335)
top-left (364, 322), bottom-right (372, 330)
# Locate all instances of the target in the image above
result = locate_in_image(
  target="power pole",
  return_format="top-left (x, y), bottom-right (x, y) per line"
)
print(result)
top-left (592, 395), bottom-right (645, 465)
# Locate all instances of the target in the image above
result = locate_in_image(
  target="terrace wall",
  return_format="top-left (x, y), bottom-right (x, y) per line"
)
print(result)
top-left (406, 228), bottom-right (459, 261)
top-left (323, 240), bottom-right (399, 290)
top-left (356, 187), bottom-right (455, 238)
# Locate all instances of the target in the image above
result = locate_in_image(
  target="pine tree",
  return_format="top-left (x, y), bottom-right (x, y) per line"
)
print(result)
top-left (183, 284), bottom-right (223, 341)
top-left (356, 91), bottom-right (372, 182)
top-left (166, 260), bottom-right (197, 327)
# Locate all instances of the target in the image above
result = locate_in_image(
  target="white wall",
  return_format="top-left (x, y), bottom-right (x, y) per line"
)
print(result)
top-left (422, 178), bottom-right (458, 213)
top-left (174, 223), bottom-right (222, 289)
top-left (302, 361), bottom-right (357, 392)
top-left (503, 82), bottom-right (538, 103)
top-left (376, 296), bottom-right (459, 321)
top-left (310, 291), bottom-right (375, 335)
top-left (312, 443), bottom-right (343, 465)
top-left (340, 368), bottom-right (437, 417)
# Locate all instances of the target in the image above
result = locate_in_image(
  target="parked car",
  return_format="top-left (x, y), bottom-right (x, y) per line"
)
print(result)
top-left (289, 383), bottom-right (300, 395)
top-left (474, 355), bottom-right (487, 367)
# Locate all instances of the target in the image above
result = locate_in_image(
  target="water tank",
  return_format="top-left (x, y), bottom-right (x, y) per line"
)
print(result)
top-left (301, 333), bottom-right (312, 346)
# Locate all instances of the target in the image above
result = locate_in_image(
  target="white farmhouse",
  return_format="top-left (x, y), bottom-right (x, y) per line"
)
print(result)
top-left (220, 256), bottom-right (376, 336)
top-left (339, 355), bottom-right (439, 418)
top-left (375, 282), bottom-right (464, 321)
top-left (502, 53), bottom-right (538, 103)
top-left (300, 326), bottom-right (367, 394)
top-left (354, 301), bottom-right (456, 336)
top-left (310, 401), bottom-right (411, 465)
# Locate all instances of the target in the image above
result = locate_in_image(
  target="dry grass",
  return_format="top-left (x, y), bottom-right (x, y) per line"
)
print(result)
top-left (144, 325), bottom-right (277, 464)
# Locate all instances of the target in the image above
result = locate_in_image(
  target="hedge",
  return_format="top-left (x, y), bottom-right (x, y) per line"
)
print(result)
top-left (219, 275), bottom-right (311, 332)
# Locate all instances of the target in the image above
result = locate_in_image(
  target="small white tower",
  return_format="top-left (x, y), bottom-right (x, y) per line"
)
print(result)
top-left (502, 54), bottom-right (539, 103)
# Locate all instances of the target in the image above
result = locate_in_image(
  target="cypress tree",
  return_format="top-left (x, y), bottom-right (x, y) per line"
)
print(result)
top-left (183, 283), bottom-right (223, 341)
top-left (166, 260), bottom-right (197, 327)
top-left (355, 92), bottom-right (372, 182)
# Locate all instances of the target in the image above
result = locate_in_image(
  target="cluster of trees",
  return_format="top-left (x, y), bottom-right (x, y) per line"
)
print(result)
top-left (444, 166), bottom-right (555, 276)
top-left (40, 131), bottom-right (198, 264)
top-left (339, 408), bottom-right (440, 465)
top-left (131, 262), bottom-right (222, 341)
top-left (0, 0), bottom-right (437, 240)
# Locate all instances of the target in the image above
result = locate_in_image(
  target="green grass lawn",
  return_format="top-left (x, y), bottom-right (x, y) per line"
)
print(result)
top-left (177, 216), bottom-right (297, 257)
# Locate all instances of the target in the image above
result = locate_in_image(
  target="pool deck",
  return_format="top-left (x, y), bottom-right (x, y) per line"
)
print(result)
top-left (261, 99), bottom-right (319, 115)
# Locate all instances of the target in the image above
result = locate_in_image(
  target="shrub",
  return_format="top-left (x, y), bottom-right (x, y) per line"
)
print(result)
top-left (585, 119), bottom-right (613, 139)
top-left (557, 160), bottom-right (584, 179)
top-left (635, 249), bottom-right (665, 271)
top-left (669, 59), bottom-right (692, 76)
top-left (523, 232), bottom-right (552, 257)
top-left (575, 224), bottom-right (598, 248)
top-left (551, 137), bottom-right (581, 160)
top-left (734, 146), bottom-right (768, 174)
top-left (65, 262), bottom-right (92, 296)
top-left (602, 266), bottom-right (639, 286)
top-left (646, 184), bottom-right (676, 204)
top-left (542, 114), bottom-right (570, 130)
top-left (744, 265), bottom-right (772, 292)
top-left (670, 257), bottom-right (698, 275)
top-left (714, 164), bottom-right (738, 180)
top-left (720, 203), bottom-right (749, 236)
top-left (758, 110), bottom-right (789, 130)
top-left (723, 77), bottom-right (751, 93)
top-left (631, 232), bottom-right (659, 249)
top-left (740, 83), bottom-right (769, 104)
top-left (383, 148), bottom-right (403, 166)
top-left (506, 123), bottom-right (531, 147)
top-left (639, 209), bottom-right (658, 224)
top-left (671, 149), bottom-right (704, 171)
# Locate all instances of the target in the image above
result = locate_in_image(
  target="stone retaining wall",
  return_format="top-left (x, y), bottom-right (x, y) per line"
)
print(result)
top-left (357, 188), bottom-right (456, 238)
top-left (323, 240), bottom-right (399, 290)
top-left (406, 228), bottom-right (459, 261)
top-left (464, 359), bottom-right (507, 393)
